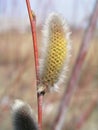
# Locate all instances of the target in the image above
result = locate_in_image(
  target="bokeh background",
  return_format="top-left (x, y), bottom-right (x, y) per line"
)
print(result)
top-left (0, 0), bottom-right (98, 130)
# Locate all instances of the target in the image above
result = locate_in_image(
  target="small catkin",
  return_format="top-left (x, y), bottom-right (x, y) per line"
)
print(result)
top-left (38, 13), bottom-right (72, 93)
top-left (12, 100), bottom-right (38, 130)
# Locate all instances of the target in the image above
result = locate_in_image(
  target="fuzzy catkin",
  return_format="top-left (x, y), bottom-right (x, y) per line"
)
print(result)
top-left (38, 13), bottom-right (72, 93)
top-left (12, 100), bottom-right (38, 130)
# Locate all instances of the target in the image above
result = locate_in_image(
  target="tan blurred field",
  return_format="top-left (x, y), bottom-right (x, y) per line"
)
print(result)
top-left (0, 30), bottom-right (98, 130)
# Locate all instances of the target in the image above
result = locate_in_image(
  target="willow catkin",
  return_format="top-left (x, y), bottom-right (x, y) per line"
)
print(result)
top-left (38, 13), bottom-right (72, 93)
top-left (12, 100), bottom-right (38, 130)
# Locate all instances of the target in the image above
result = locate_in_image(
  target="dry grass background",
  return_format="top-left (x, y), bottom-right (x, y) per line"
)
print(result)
top-left (0, 29), bottom-right (98, 130)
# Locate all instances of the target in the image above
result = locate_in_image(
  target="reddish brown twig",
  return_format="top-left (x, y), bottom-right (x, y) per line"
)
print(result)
top-left (52, 1), bottom-right (98, 130)
top-left (0, 55), bottom-right (30, 101)
top-left (76, 97), bottom-right (98, 129)
top-left (25, 1), bottom-right (43, 130)
top-left (65, 97), bottom-right (98, 130)
top-left (25, 0), bottom-right (38, 78)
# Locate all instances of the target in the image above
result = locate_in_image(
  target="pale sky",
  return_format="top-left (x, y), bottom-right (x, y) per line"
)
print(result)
top-left (0, 0), bottom-right (96, 27)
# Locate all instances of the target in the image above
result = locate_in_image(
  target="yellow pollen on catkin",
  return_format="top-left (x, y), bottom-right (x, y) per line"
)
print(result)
top-left (38, 13), bottom-right (72, 93)
top-left (41, 25), bottom-right (67, 87)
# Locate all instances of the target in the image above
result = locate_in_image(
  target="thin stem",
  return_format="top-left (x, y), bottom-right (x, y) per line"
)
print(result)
top-left (37, 93), bottom-right (43, 130)
top-left (25, 1), bottom-right (43, 130)
top-left (76, 97), bottom-right (97, 129)
top-left (37, 93), bottom-right (44, 130)
top-left (26, 0), bottom-right (39, 79)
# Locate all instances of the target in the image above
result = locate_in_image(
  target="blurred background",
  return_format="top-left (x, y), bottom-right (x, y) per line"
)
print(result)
top-left (0, 0), bottom-right (98, 130)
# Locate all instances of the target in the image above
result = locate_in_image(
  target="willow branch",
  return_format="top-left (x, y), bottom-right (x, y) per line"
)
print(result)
top-left (25, 1), bottom-right (43, 130)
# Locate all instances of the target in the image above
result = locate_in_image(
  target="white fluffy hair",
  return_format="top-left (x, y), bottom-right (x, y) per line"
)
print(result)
top-left (39, 13), bottom-right (72, 92)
